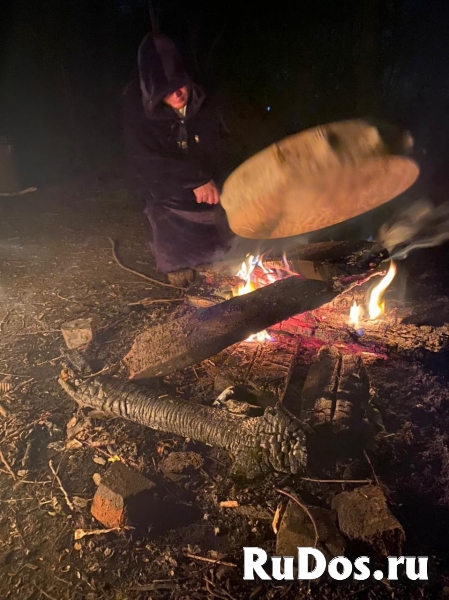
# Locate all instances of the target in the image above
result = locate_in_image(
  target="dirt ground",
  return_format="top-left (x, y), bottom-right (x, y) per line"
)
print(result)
top-left (1, 177), bottom-right (449, 600)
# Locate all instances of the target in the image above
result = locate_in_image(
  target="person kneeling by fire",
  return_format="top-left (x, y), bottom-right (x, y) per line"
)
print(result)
top-left (123, 33), bottom-right (232, 287)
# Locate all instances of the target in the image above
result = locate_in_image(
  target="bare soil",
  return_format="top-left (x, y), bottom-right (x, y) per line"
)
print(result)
top-left (1, 176), bottom-right (449, 600)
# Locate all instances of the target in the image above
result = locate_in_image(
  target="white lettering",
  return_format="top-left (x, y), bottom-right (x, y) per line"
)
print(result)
top-left (271, 556), bottom-right (294, 580)
top-left (328, 557), bottom-right (353, 580)
top-left (243, 547), bottom-right (271, 581)
top-left (405, 557), bottom-right (428, 581)
top-left (387, 556), bottom-right (405, 580)
top-left (353, 556), bottom-right (371, 581)
top-left (297, 548), bottom-right (327, 580)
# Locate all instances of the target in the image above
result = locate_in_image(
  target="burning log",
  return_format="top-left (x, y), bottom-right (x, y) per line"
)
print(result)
top-left (123, 276), bottom-right (340, 380)
top-left (263, 240), bottom-right (388, 282)
top-left (214, 334), bottom-right (300, 408)
top-left (58, 376), bottom-right (308, 479)
top-left (187, 241), bottom-right (388, 308)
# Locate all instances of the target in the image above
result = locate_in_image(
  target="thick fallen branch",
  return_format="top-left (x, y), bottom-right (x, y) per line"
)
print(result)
top-left (123, 276), bottom-right (338, 380)
top-left (58, 376), bottom-right (307, 479)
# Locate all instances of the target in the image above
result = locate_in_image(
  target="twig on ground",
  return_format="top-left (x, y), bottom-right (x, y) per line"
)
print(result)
top-left (204, 578), bottom-right (237, 600)
top-left (107, 237), bottom-right (185, 291)
top-left (0, 187), bottom-right (37, 197)
top-left (74, 526), bottom-right (132, 540)
top-left (0, 372), bottom-right (32, 378)
top-left (0, 449), bottom-right (16, 480)
top-left (128, 582), bottom-right (179, 591)
top-left (276, 488), bottom-right (319, 549)
top-left (83, 364), bottom-right (118, 379)
top-left (3, 378), bottom-right (35, 402)
top-left (35, 585), bottom-right (58, 600)
top-left (363, 449), bottom-right (381, 487)
top-left (0, 309), bottom-right (12, 333)
top-left (1, 418), bottom-right (47, 444)
top-left (300, 477), bottom-right (372, 484)
top-left (56, 292), bottom-right (80, 303)
top-left (185, 553), bottom-right (237, 568)
top-left (36, 355), bottom-right (64, 366)
top-left (128, 298), bottom-right (184, 307)
top-left (48, 460), bottom-right (74, 511)
top-left (0, 497), bottom-right (34, 503)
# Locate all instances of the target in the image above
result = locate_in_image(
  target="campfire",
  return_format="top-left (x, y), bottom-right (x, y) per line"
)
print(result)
top-left (58, 238), bottom-right (449, 484)
top-left (235, 251), bottom-right (398, 342)
top-left (235, 254), bottom-right (293, 342)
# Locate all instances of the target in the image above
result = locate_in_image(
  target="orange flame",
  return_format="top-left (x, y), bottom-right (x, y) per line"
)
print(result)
top-left (368, 261), bottom-right (397, 320)
top-left (348, 301), bottom-right (362, 329)
top-left (235, 254), bottom-right (271, 342)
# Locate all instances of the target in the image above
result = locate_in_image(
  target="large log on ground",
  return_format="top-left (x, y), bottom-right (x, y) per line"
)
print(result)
top-left (58, 376), bottom-right (308, 479)
top-left (214, 334), bottom-right (300, 407)
top-left (123, 277), bottom-right (339, 380)
top-left (301, 346), bottom-right (370, 429)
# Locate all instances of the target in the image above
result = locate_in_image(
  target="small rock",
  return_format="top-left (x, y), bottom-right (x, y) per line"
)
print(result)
top-left (92, 473), bottom-right (102, 486)
top-left (276, 500), bottom-right (346, 561)
top-left (93, 456), bottom-right (107, 466)
top-left (331, 485), bottom-right (405, 556)
top-left (91, 462), bottom-right (157, 529)
top-left (219, 500), bottom-right (239, 508)
top-left (61, 318), bottom-right (95, 350)
top-left (72, 496), bottom-right (89, 509)
top-left (160, 451), bottom-right (204, 475)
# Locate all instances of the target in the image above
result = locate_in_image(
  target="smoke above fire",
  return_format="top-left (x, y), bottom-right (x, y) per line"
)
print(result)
top-left (379, 199), bottom-right (449, 260)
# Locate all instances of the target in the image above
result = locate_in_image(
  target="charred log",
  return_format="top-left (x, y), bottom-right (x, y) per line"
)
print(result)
top-left (214, 334), bottom-right (300, 409)
top-left (124, 276), bottom-right (339, 380)
top-left (263, 240), bottom-right (388, 281)
top-left (58, 377), bottom-right (307, 479)
top-left (301, 346), bottom-right (371, 430)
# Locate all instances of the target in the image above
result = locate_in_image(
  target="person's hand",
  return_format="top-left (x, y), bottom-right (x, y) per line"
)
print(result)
top-left (193, 180), bottom-right (220, 205)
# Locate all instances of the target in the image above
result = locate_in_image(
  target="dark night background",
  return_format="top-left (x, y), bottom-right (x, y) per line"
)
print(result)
top-left (1, 0), bottom-right (449, 199)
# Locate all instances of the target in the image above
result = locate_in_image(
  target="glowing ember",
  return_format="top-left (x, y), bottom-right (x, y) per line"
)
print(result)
top-left (348, 301), bottom-right (362, 329)
top-left (368, 261), bottom-right (397, 320)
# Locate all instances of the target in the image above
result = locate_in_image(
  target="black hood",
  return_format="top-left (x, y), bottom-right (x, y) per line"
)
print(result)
top-left (138, 33), bottom-right (204, 119)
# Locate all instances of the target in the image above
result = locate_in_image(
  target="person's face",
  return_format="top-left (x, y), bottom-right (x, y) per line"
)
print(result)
top-left (163, 86), bottom-right (189, 110)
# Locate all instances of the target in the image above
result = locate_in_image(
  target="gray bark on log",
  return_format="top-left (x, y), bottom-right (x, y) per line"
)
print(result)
top-left (59, 377), bottom-right (307, 479)
top-left (123, 276), bottom-right (338, 380)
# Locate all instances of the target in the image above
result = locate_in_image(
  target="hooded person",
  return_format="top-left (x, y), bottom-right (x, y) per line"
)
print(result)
top-left (122, 33), bottom-right (232, 286)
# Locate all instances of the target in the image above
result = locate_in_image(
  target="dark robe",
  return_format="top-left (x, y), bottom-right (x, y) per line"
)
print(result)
top-left (122, 33), bottom-right (231, 273)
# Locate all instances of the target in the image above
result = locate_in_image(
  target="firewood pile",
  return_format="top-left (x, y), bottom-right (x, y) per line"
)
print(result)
top-left (59, 239), bottom-right (449, 481)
